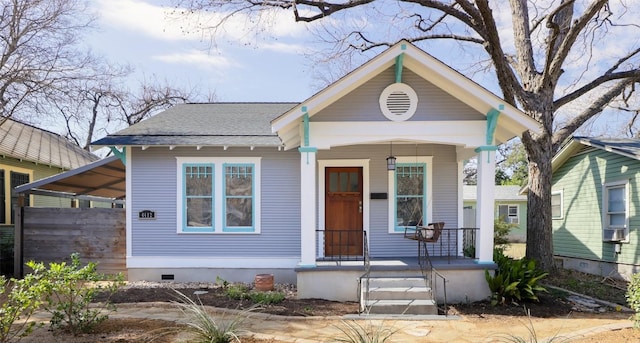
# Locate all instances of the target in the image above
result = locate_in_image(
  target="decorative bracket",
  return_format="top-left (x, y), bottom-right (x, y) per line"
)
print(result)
top-left (110, 147), bottom-right (126, 165)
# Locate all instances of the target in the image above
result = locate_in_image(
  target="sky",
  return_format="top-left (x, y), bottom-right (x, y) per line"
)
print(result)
top-left (86, 0), bottom-right (320, 102)
top-left (83, 0), bottom-right (640, 137)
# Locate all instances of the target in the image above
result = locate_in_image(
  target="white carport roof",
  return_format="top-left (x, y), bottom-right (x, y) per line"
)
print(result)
top-left (13, 155), bottom-right (125, 203)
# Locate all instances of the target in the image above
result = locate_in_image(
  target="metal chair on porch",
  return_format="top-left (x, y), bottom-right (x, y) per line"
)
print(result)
top-left (404, 220), bottom-right (445, 243)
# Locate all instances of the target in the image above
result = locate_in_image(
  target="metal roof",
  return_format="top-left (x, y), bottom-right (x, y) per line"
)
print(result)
top-left (463, 185), bottom-right (526, 201)
top-left (92, 103), bottom-right (298, 147)
top-left (13, 155), bottom-right (125, 201)
top-left (0, 118), bottom-right (98, 169)
top-left (573, 136), bottom-right (640, 160)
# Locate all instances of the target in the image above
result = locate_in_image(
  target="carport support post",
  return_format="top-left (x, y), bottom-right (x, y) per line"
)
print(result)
top-left (14, 194), bottom-right (24, 278)
top-left (299, 147), bottom-right (317, 267)
top-left (475, 147), bottom-right (496, 263)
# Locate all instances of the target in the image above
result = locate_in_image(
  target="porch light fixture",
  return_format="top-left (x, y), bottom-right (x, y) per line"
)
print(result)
top-left (387, 142), bottom-right (396, 171)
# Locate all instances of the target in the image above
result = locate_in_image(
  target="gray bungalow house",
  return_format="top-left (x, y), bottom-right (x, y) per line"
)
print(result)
top-left (552, 136), bottom-right (640, 280)
top-left (93, 40), bottom-right (540, 308)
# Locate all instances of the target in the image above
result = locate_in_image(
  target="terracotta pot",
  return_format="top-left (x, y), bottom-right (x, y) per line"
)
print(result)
top-left (254, 273), bottom-right (274, 291)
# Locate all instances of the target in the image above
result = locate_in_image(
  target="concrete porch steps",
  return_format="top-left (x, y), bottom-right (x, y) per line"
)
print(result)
top-left (362, 276), bottom-right (438, 315)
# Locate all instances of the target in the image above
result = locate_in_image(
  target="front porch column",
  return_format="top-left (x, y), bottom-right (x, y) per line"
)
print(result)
top-left (299, 147), bottom-right (317, 267)
top-left (475, 147), bottom-right (496, 263)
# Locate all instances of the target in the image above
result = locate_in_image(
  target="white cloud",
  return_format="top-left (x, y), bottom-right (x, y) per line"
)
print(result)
top-left (153, 50), bottom-right (235, 69)
top-left (94, 0), bottom-right (312, 44)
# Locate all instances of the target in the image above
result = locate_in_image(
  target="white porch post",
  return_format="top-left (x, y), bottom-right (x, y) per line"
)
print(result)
top-left (475, 147), bottom-right (496, 263)
top-left (299, 147), bottom-right (317, 267)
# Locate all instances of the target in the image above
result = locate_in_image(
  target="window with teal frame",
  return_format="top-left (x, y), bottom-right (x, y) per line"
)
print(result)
top-left (394, 163), bottom-right (426, 232)
top-left (183, 164), bottom-right (214, 232)
top-left (223, 163), bottom-right (255, 232)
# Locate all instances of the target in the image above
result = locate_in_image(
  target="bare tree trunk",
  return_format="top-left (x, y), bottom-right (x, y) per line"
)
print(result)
top-left (522, 131), bottom-right (555, 271)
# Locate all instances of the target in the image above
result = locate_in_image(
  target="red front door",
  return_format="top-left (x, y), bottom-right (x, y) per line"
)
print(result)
top-left (324, 167), bottom-right (363, 256)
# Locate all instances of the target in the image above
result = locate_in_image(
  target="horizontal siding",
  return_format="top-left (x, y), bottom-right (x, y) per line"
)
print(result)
top-left (317, 144), bottom-right (459, 257)
top-left (553, 149), bottom-right (640, 263)
top-left (130, 147), bottom-right (300, 258)
top-left (312, 67), bottom-right (484, 122)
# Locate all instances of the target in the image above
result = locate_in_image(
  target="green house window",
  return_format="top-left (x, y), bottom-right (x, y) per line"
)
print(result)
top-left (603, 181), bottom-right (628, 242)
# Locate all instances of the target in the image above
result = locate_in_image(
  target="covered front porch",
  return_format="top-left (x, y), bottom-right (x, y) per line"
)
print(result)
top-left (268, 40), bottom-right (540, 307)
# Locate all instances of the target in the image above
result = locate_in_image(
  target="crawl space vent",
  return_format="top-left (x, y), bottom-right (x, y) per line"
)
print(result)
top-left (379, 83), bottom-right (418, 121)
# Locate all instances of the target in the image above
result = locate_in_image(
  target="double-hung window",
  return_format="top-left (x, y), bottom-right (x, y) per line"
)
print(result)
top-left (497, 204), bottom-right (519, 224)
top-left (388, 156), bottom-right (432, 233)
top-left (183, 164), bottom-right (214, 232)
top-left (551, 191), bottom-right (563, 219)
top-left (223, 164), bottom-right (254, 232)
top-left (603, 180), bottom-right (628, 242)
top-left (177, 157), bottom-right (260, 234)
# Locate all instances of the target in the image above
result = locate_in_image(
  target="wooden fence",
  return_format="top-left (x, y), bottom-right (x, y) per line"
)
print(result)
top-left (15, 207), bottom-right (126, 277)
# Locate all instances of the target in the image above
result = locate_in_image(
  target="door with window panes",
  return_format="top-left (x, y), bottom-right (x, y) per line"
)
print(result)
top-left (325, 167), bottom-right (363, 256)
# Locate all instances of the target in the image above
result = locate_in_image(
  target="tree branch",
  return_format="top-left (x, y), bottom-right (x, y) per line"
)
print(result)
top-left (553, 78), bottom-right (639, 149)
top-left (543, 0), bottom-right (608, 88)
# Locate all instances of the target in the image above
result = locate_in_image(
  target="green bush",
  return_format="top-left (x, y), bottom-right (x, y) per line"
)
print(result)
top-left (485, 252), bottom-right (548, 306)
top-left (248, 290), bottom-right (285, 305)
top-left (28, 253), bottom-right (125, 335)
top-left (224, 284), bottom-right (249, 300)
top-left (463, 218), bottom-right (515, 258)
top-left (216, 277), bottom-right (285, 305)
top-left (626, 273), bottom-right (640, 327)
top-left (0, 272), bottom-right (47, 343)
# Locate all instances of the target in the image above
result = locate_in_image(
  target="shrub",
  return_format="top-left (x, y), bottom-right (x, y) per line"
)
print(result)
top-left (485, 253), bottom-right (548, 306)
top-left (28, 253), bottom-right (125, 335)
top-left (463, 218), bottom-right (515, 258)
top-left (248, 290), bottom-right (285, 305)
top-left (626, 273), bottom-right (640, 328)
top-left (216, 277), bottom-right (285, 305)
top-left (172, 289), bottom-right (251, 343)
top-left (0, 271), bottom-right (47, 343)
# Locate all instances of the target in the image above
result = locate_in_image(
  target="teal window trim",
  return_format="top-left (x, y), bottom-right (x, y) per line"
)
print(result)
top-left (222, 163), bottom-right (255, 233)
top-left (394, 162), bottom-right (427, 232)
top-left (182, 163), bottom-right (215, 233)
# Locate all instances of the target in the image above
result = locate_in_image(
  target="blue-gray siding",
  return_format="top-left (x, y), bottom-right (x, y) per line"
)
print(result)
top-left (317, 144), bottom-right (459, 257)
top-left (130, 147), bottom-right (301, 257)
top-left (312, 67), bottom-right (484, 122)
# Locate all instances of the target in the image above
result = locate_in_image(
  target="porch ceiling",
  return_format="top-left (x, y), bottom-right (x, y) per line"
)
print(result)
top-left (13, 155), bottom-right (125, 201)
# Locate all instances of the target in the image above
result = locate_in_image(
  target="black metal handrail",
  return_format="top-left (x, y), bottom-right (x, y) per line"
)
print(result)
top-left (418, 238), bottom-right (448, 315)
top-left (358, 231), bottom-right (370, 313)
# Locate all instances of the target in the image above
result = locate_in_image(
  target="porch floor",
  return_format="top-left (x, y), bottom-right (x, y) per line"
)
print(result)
top-left (312, 256), bottom-right (495, 271)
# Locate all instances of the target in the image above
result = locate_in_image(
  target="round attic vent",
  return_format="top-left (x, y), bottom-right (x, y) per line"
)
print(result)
top-left (379, 83), bottom-right (418, 121)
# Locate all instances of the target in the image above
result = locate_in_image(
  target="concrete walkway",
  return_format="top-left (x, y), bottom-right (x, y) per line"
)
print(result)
top-left (99, 302), bottom-right (633, 342)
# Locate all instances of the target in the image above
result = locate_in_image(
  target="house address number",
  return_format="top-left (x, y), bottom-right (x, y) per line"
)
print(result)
top-left (138, 210), bottom-right (156, 220)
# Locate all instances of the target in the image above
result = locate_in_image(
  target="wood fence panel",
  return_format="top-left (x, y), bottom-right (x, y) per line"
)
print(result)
top-left (21, 207), bottom-right (126, 276)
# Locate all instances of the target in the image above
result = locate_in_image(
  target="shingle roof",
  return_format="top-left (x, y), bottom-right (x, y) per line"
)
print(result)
top-left (92, 103), bottom-right (298, 147)
top-left (0, 118), bottom-right (98, 169)
top-left (463, 185), bottom-right (526, 201)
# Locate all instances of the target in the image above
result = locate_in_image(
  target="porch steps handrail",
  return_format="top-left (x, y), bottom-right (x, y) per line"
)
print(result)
top-left (358, 231), bottom-right (371, 313)
top-left (413, 223), bottom-right (448, 316)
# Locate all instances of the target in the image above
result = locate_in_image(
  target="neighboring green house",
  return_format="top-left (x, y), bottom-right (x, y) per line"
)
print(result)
top-left (0, 118), bottom-right (99, 217)
top-left (0, 118), bottom-right (98, 275)
top-left (551, 136), bottom-right (640, 280)
top-left (463, 185), bottom-right (527, 242)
